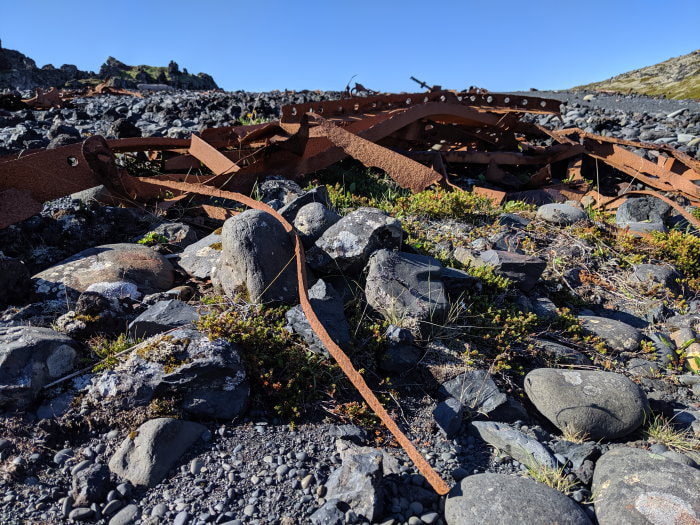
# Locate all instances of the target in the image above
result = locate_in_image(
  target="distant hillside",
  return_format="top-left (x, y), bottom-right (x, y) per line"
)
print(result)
top-left (0, 42), bottom-right (217, 91)
top-left (575, 49), bottom-right (700, 100)
top-left (98, 57), bottom-right (218, 90)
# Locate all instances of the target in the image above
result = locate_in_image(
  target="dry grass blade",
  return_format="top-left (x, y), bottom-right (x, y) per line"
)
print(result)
top-left (524, 461), bottom-right (578, 495)
top-left (644, 412), bottom-right (700, 452)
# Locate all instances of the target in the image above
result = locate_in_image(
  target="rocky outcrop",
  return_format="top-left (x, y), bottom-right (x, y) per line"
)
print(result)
top-left (0, 44), bottom-right (92, 90)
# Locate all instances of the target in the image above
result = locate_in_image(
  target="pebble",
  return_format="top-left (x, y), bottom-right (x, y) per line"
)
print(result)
top-left (70, 459), bottom-right (92, 475)
top-left (421, 511), bottom-right (439, 524)
top-left (68, 507), bottom-right (94, 520)
top-left (102, 500), bottom-right (123, 516)
top-left (301, 474), bottom-right (314, 489)
top-left (54, 448), bottom-right (73, 465)
top-left (190, 458), bottom-right (203, 475)
top-left (173, 510), bottom-right (191, 525)
top-left (151, 503), bottom-right (167, 517)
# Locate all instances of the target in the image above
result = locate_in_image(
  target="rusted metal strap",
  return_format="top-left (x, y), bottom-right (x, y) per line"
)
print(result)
top-left (583, 139), bottom-right (700, 202)
top-left (144, 177), bottom-right (450, 495)
top-left (282, 91), bottom-right (561, 123)
top-left (313, 116), bottom-right (444, 193)
top-left (0, 136), bottom-right (115, 228)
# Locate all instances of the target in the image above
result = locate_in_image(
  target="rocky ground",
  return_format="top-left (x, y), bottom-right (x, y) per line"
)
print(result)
top-left (1, 89), bottom-right (700, 525)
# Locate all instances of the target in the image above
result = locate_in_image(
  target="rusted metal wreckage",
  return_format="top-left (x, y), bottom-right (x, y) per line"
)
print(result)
top-left (2, 89), bottom-right (700, 494)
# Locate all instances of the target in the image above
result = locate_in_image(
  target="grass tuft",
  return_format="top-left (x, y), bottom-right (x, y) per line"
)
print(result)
top-left (525, 462), bottom-right (578, 495)
top-left (645, 413), bottom-right (700, 452)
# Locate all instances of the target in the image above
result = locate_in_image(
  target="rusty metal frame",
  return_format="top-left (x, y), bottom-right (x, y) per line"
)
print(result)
top-left (4, 89), bottom-right (700, 485)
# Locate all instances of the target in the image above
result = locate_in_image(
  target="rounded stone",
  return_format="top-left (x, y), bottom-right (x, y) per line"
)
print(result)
top-left (578, 316), bottom-right (642, 352)
top-left (536, 203), bottom-right (588, 225)
top-left (445, 473), bottom-right (591, 524)
top-left (592, 447), bottom-right (700, 525)
top-left (212, 209), bottom-right (297, 304)
top-left (524, 368), bottom-right (649, 440)
top-left (33, 243), bottom-right (174, 299)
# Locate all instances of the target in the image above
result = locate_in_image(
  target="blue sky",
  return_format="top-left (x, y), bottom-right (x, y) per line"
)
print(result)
top-left (2, 0), bottom-right (698, 93)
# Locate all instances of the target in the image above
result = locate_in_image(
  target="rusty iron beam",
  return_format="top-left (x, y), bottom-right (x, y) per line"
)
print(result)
top-left (0, 136), bottom-right (115, 228)
top-left (313, 116), bottom-right (444, 192)
top-left (281, 91), bottom-right (561, 123)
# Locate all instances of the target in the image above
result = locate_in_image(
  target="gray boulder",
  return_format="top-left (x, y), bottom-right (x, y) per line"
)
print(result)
top-left (365, 250), bottom-right (449, 337)
top-left (439, 370), bottom-right (507, 416)
top-left (445, 473), bottom-right (591, 525)
top-left (108, 418), bottom-right (206, 488)
top-left (87, 328), bottom-right (249, 419)
top-left (325, 449), bottom-right (384, 521)
top-left (127, 299), bottom-right (199, 339)
top-left (533, 338), bottom-right (592, 366)
top-left (477, 250), bottom-right (546, 292)
top-left (71, 463), bottom-right (110, 506)
top-left (631, 263), bottom-right (681, 293)
top-left (524, 368), bottom-right (649, 440)
top-left (306, 207), bottom-right (402, 275)
top-left (212, 210), bottom-right (297, 304)
top-left (279, 185), bottom-right (333, 222)
top-left (33, 243), bottom-right (174, 301)
top-left (623, 221), bottom-right (667, 234)
top-left (309, 499), bottom-right (345, 525)
top-left (616, 196), bottom-right (670, 226)
top-left (579, 315), bottom-right (642, 352)
top-left (285, 279), bottom-right (351, 356)
top-left (0, 254), bottom-right (32, 307)
top-left (177, 232), bottom-right (222, 280)
top-left (258, 177), bottom-right (305, 209)
top-left (0, 326), bottom-right (79, 410)
top-left (537, 203), bottom-right (588, 225)
top-left (592, 447), bottom-right (700, 525)
top-left (433, 398), bottom-right (464, 439)
top-left (293, 202), bottom-right (341, 247)
top-left (108, 504), bottom-right (140, 525)
top-left (470, 421), bottom-right (558, 468)
top-left (380, 325), bottom-right (422, 373)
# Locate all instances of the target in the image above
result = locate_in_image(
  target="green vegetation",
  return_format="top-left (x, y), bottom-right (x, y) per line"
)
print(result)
top-left (137, 231), bottom-right (169, 246)
top-left (645, 413), bottom-right (700, 452)
top-left (525, 461), bottom-right (578, 495)
top-left (325, 168), bottom-right (497, 220)
top-left (574, 50), bottom-right (700, 100)
top-left (238, 110), bottom-right (273, 126)
top-left (88, 333), bottom-right (134, 371)
top-left (197, 303), bottom-right (344, 420)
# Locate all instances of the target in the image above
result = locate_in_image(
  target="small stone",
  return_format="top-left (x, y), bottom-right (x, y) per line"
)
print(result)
top-left (190, 458), bottom-right (203, 475)
top-left (102, 500), bottom-right (123, 517)
top-left (108, 504), bottom-right (139, 525)
top-left (301, 474), bottom-right (314, 489)
top-left (54, 448), bottom-right (74, 466)
top-left (68, 507), bottom-right (94, 521)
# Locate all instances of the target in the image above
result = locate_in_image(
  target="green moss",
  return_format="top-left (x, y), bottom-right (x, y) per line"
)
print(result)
top-left (137, 232), bottom-right (169, 246)
top-left (89, 333), bottom-right (134, 371)
top-left (196, 304), bottom-right (344, 420)
top-left (209, 242), bottom-right (223, 250)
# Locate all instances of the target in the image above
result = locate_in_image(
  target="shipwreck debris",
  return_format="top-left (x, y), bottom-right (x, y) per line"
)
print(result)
top-left (2, 89), bottom-right (700, 492)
